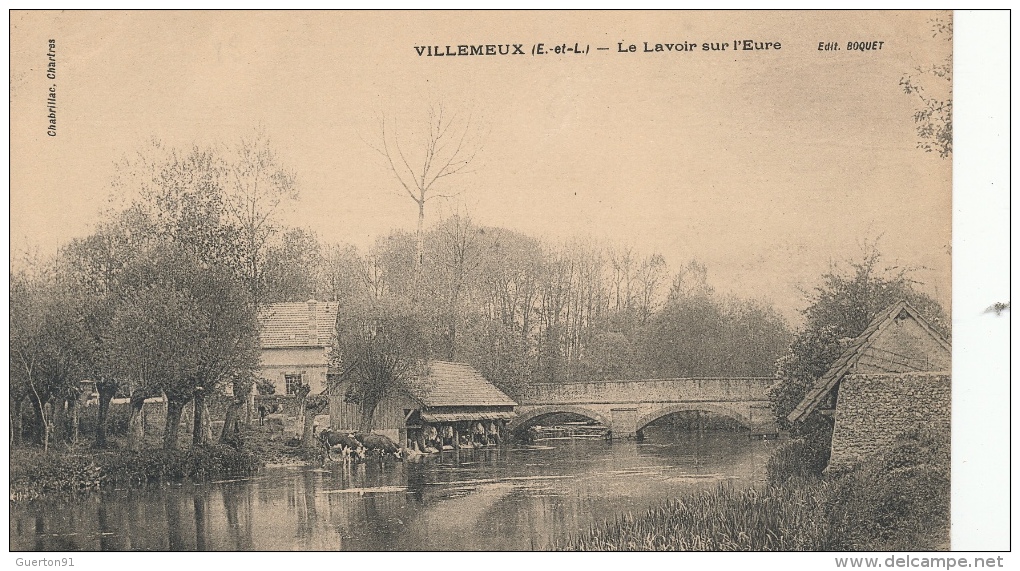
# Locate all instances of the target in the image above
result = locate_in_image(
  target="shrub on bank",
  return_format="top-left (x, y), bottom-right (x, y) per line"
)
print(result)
top-left (558, 427), bottom-right (949, 551)
top-left (10, 444), bottom-right (262, 502)
top-left (824, 428), bottom-right (950, 551)
top-left (766, 416), bottom-right (832, 485)
top-left (766, 436), bottom-right (830, 485)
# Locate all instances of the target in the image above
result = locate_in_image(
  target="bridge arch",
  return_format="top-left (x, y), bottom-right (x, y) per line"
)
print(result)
top-left (635, 402), bottom-right (751, 433)
top-left (509, 405), bottom-right (612, 433)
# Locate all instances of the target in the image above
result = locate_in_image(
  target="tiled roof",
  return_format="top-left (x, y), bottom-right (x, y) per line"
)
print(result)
top-left (259, 301), bottom-right (339, 349)
top-left (402, 361), bottom-right (518, 408)
top-left (787, 300), bottom-right (951, 423)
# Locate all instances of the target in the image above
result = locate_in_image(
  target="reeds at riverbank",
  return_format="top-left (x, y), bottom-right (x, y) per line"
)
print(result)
top-left (557, 428), bottom-right (949, 551)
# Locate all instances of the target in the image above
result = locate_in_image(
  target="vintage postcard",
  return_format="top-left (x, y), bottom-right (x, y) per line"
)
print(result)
top-left (7, 9), bottom-right (1008, 559)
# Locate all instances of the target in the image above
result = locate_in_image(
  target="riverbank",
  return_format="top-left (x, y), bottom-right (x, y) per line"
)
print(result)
top-left (9, 445), bottom-right (263, 502)
top-left (556, 428), bottom-right (950, 551)
top-left (9, 425), bottom-right (324, 502)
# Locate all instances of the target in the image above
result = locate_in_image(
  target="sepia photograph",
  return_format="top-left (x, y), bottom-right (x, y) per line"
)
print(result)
top-left (6, 9), bottom-right (1008, 558)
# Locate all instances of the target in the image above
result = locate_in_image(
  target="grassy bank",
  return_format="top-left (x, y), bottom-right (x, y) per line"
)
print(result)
top-left (557, 428), bottom-right (950, 551)
top-left (7, 420), bottom-right (328, 502)
top-left (9, 444), bottom-right (264, 502)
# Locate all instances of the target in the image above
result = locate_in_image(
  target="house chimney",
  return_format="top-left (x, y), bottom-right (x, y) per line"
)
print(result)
top-left (307, 299), bottom-right (318, 345)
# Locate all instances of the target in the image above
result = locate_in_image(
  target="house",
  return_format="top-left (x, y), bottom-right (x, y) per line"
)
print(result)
top-left (329, 360), bottom-right (518, 450)
top-left (788, 300), bottom-right (951, 469)
top-left (259, 300), bottom-right (340, 396)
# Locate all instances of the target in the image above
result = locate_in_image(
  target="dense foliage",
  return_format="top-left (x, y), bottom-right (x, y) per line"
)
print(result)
top-left (282, 216), bottom-right (793, 399)
top-left (10, 136), bottom-right (285, 451)
top-left (768, 250), bottom-right (947, 430)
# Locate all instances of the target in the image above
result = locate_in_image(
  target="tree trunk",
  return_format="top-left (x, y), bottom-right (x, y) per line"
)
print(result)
top-left (52, 398), bottom-right (68, 444)
top-left (127, 391), bottom-right (147, 451)
top-left (28, 392), bottom-right (49, 451)
top-left (69, 397), bottom-right (80, 446)
top-left (243, 390), bottom-right (254, 426)
top-left (416, 200), bottom-right (425, 274)
top-left (302, 399), bottom-right (328, 449)
top-left (163, 399), bottom-right (186, 450)
top-left (359, 401), bottom-right (376, 433)
top-left (11, 397), bottom-right (24, 447)
top-left (192, 389), bottom-right (211, 447)
top-left (294, 383), bottom-right (311, 438)
top-left (301, 409), bottom-right (318, 449)
top-left (220, 397), bottom-right (244, 447)
top-left (95, 379), bottom-right (118, 449)
top-left (202, 403), bottom-right (213, 443)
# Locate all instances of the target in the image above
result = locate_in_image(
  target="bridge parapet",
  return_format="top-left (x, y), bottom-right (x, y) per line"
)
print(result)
top-left (520, 377), bottom-right (773, 405)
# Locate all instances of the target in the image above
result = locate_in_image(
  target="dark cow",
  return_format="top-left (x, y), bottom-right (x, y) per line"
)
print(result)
top-left (318, 429), bottom-right (365, 462)
top-left (354, 432), bottom-right (402, 460)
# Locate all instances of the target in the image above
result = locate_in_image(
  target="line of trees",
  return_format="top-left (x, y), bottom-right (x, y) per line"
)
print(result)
top-left (12, 129), bottom-right (947, 450)
top-left (256, 214), bottom-right (794, 416)
top-left (10, 133), bottom-right (297, 451)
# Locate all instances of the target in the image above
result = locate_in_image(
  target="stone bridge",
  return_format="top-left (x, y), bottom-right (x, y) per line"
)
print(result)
top-left (508, 378), bottom-right (778, 439)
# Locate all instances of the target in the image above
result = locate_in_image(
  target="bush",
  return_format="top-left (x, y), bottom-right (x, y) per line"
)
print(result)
top-left (558, 482), bottom-right (840, 551)
top-left (766, 422), bottom-right (832, 485)
top-left (824, 427), bottom-right (950, 551)
top-left (9, 451), bottom-right (104, 501)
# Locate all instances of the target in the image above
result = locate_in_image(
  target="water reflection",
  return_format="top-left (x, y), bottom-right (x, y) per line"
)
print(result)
top-left (10, 430), bottom-right (772, 551)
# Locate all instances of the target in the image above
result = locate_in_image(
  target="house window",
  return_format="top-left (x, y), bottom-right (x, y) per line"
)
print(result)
top-left (285, 374), bottom-right (304, 396)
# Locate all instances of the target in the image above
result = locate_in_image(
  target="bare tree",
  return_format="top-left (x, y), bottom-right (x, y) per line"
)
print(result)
top-left (224, 128), bottom-right (299, 313)
top-left (369, 103), bottom-right (481, 283)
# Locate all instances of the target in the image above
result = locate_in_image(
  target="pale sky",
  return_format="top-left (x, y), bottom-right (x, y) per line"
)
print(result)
top-left (10, 11), bottom-right (953, 322)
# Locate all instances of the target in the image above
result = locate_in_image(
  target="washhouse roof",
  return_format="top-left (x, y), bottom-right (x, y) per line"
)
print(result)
top-left (787, 300), bottom-right (951, 424)
top-left (403, 361), bottom-right (518, 408)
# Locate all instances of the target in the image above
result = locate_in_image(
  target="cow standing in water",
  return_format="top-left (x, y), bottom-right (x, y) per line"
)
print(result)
top-left (355, 432), bottom-right (403, 461)
top-left (318, 429), bottom-right (366, 463)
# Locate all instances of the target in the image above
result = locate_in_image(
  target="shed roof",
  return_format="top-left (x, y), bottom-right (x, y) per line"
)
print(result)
top-left (403, 361), bottom-right (518, 408)
top-left (260, 300), bottom-right (339, 349)
top-left (787, 300), bottom-right (950, 424)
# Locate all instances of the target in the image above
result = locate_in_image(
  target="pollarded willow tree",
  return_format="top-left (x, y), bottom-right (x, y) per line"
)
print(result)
top-left (370, 103), bottom-right (483, 284)
top-left (105, 249), bottom-right (259, 450)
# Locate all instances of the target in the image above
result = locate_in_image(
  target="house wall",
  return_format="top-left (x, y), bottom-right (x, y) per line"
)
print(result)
top-left (828, 372), bottom-right (950, 470)
top-left (259, 346), bottom-right (330, 394)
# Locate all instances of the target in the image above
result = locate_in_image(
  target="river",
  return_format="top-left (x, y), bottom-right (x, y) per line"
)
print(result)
top-left (10, 428), bottom-right (774, 551)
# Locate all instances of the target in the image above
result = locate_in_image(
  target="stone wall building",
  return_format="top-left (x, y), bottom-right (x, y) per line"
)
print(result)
top-left (259, 300), bottom-right (340, 395)
top-left (787, 300), bottom-right (951, 470)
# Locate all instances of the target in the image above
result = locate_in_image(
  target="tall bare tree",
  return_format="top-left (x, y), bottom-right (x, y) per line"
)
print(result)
top-left (225, 129), bottom-right (299, 312)
top-left (370, 103), bottom-right (481, 283)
